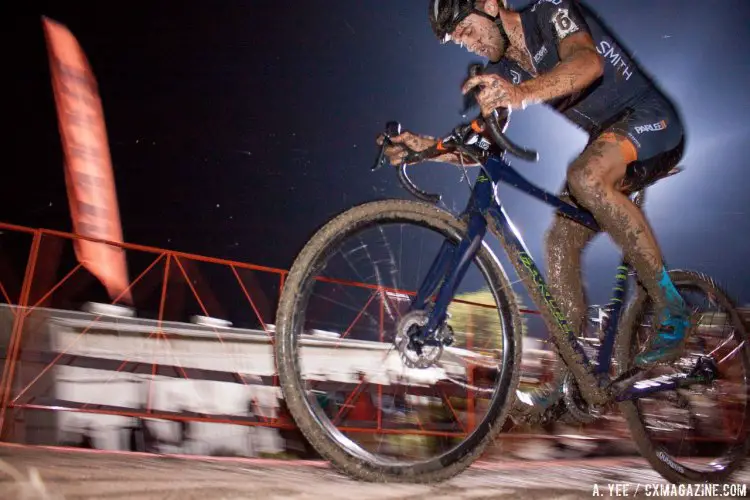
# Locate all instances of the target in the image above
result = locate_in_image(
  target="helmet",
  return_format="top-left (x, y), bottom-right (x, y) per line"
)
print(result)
top-left (428, 0), bottom-right (475, 43)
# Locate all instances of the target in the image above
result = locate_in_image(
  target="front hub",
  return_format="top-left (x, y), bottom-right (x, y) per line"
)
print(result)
top-left (395, 310), bottom-right (445, 369)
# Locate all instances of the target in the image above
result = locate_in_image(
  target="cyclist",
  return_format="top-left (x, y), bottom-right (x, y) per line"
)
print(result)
top-left (379, 0), bottom-right (689, 368)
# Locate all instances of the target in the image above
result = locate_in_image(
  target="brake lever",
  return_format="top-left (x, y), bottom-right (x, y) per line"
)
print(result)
top-left (465, 64), bottom-right (539, 162)
top-left (372, 121), bottom-right (442, 204)
top-left (373, 144), bottom-right (388, 172)
top-left (372, 121), bottom-right (402, 172)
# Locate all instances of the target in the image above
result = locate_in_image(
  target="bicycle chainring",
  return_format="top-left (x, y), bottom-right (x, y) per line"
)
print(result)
top-left (562, 370), bottom-right (603, 424)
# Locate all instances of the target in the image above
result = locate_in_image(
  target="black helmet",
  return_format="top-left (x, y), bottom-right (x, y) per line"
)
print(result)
top-left (428, 0), bottom-right (475, 43)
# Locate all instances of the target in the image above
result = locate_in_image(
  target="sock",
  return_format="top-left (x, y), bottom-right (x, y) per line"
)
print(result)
top-left (656, 266), bottom-right (687, 330)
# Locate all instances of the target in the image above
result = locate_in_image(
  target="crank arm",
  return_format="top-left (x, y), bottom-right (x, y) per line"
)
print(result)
top-left (614, 366), bottom-right (716, 403)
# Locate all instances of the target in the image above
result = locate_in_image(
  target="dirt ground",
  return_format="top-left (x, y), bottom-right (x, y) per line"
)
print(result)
top-left (0, 444), bottom-right (747, 499)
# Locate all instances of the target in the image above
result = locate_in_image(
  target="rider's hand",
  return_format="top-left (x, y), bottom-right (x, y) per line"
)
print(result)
top-left (461, 73), bottom-right (531, 116)
top-left (376, 131), bottom-right (437, 166)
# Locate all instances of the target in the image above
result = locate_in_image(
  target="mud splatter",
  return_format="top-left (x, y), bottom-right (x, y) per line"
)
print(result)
top-left (566, 137), bottom-right (668, 318)
top-left (488, 219), bottom-right (607, 406)
top-left (544, 192), bottom-right (598, 338)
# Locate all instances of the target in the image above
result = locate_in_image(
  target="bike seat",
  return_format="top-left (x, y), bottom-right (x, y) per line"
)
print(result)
top-left (633, 165), bottom-right (684, 204)
top-left (664, 165), bottom-right (685, 178)
top-left (648, 165), bottom-right (685, 187)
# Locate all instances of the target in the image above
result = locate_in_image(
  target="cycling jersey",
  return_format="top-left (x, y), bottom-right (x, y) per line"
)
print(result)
top-left (486, 0), bottom-right (684, 171)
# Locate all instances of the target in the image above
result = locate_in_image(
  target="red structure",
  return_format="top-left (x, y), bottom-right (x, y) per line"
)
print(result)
top-left (0, 221), bottom-right (550, 451)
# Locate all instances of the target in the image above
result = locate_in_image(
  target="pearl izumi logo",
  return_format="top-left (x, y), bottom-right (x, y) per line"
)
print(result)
top-left (634, 120), bottom-right (667, 134)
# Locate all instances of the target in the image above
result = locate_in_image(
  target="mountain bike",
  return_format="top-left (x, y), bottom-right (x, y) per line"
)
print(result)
top-left (273, 73), bottom-right (749, 484)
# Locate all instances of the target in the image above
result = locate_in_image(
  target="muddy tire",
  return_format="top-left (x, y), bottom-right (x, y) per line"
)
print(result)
top-left (274, 199), bottom-right (523, 482)
top-left (616, 269), bottom-right (750, 483)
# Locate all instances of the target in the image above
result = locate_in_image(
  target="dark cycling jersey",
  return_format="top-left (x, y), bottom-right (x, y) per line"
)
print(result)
top-left (486, 0), bottom-right (684, 186)
top-left (489, 0), bottom-right (653, 129)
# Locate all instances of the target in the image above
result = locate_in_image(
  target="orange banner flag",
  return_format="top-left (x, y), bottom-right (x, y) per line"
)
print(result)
top-left (42, 17), bottom-right (132, 304)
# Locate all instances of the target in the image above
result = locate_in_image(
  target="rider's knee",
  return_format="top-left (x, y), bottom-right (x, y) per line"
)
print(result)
top-left (567, 159), bottom-right (606, 207)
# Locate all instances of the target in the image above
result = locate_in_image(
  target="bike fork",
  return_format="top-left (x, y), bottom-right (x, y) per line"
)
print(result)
top-left (410, 212), bottom-right (487, 342)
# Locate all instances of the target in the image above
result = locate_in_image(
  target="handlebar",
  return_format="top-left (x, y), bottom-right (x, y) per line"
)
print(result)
top-left (466, 63), bottom-right (538, 163)
top-left (484, 111), bottom-right (539, 162)
top-left (372, 65), bottom-right (539, 203)
top-left (372, 121), bottom-right (442, 203)
top-left (398, 163), bottom-right (441, 204)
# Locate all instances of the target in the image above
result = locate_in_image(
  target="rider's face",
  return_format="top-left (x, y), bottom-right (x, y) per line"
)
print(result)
top-left (449, 13), bottom-right (504, 62)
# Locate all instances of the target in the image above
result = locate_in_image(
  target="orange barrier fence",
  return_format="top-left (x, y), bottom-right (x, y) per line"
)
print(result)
top-left (0, 221), bottom-right (619, 456)
top-left (0, 223), bottom-right (289, 437)
top-left (1, 221), bottom-right (743, 461)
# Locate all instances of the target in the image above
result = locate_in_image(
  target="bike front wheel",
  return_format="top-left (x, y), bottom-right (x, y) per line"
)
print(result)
top-left (274, 199), bottom-right (523, 482)
top-left (617, 269), bottom-right (750, 484)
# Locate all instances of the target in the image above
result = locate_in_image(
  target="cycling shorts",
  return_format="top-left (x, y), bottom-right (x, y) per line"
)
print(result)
top-left (596, 90), bottom-right (685, 192)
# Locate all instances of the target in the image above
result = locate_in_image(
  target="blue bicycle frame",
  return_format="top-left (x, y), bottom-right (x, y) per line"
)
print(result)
top-left (406, 153), bottom-right (707, 405)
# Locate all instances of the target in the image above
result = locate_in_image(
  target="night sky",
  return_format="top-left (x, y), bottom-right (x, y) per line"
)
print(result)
top-left (4, 1), bottom-right (750, 312)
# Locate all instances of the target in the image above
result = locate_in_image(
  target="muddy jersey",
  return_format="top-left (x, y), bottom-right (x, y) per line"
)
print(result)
top-left (487, 0), bottom-right (661, 134)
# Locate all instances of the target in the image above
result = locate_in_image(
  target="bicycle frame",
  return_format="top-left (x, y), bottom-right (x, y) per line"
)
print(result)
top-left (408, 153), bottom-right (705, 406)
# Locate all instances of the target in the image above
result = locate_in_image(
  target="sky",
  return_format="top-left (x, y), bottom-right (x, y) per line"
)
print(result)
top-left (3, 1), bottom-right (750, 317)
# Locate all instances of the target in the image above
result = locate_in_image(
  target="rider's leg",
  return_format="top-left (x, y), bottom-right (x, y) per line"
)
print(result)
top-left (565, 133), bottom-right (688, 367)
top-left (544, 194), bottom-right (598, 337)
top-left (506, 194), bottom-right (598, 418)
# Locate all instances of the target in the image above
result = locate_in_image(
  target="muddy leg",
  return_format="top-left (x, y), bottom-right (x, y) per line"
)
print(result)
top-left (566, 135), bottom-right (684, 319)
top-left (544, 194), bottom-right (598, 337)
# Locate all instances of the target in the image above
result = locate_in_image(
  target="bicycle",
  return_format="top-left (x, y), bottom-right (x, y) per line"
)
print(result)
top-left (273, 69), bottom-right (749, 484)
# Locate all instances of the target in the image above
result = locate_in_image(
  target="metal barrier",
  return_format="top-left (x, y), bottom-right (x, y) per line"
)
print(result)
top-left (1, 222), bottom-right (744, 462)
top-left (0, 222), bottom-right (632, 457)
top-left (0, 225), bottom-right (290, 439)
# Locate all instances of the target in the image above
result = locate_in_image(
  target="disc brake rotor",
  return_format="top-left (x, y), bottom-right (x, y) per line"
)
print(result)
top-left (395, 310), bottom-right (444, 369)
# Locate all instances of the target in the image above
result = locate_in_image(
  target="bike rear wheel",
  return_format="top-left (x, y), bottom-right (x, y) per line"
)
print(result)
top-left (274, 199), bottom-right (522, 482)
top-left (616, 269), bottom-right (750, 483)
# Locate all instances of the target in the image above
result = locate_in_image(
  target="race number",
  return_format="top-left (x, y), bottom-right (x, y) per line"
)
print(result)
top-left (552, 8), bottom-right (579, 38)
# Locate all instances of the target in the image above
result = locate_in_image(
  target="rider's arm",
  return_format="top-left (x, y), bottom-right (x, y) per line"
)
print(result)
top-left (390, 60), bottom-right (532, 168)
top-left (384, 132), bottom-right (481, 167)
top-left (428, 146), bottom-right (483, 168)
top-left (424, 59), bottom-right (531, 167)
top-left (517, 1), bottom-right (604, 104)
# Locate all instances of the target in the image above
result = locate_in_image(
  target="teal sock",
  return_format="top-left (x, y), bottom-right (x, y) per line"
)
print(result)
top-left (657, 266), bottom-right (686, 322)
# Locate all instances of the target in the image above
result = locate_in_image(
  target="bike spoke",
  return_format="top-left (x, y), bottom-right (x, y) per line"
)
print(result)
top-left (629, 277), bottom-right (749, 477)
top-left (290, 218), bottom-right (509, 464)
top-left (717, 339), bottom-right (745, 366)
